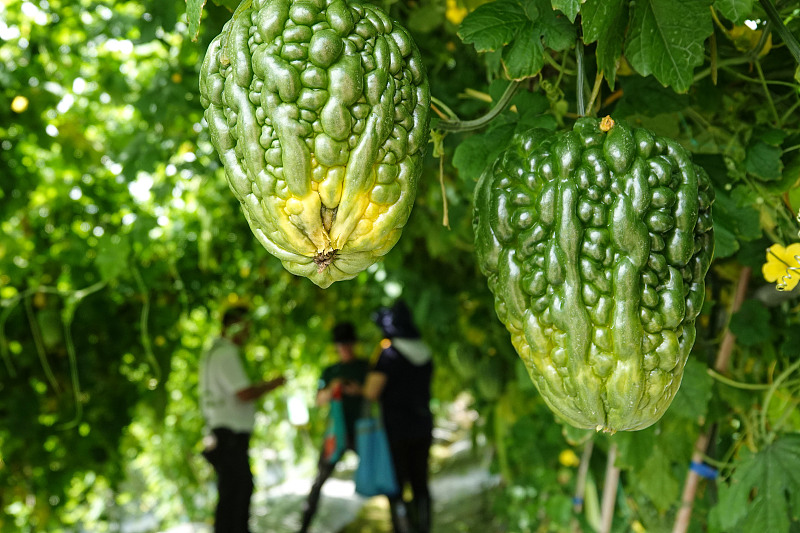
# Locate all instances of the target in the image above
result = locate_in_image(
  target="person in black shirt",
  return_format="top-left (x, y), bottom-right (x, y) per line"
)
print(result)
top-left (364, 300), bottom-right (434, 533)
top-left (298, 322), bottom-right (369, 533)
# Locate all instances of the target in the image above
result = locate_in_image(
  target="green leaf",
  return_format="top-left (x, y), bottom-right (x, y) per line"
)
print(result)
top-left (95, 234), bottom-right (132, 282)
top-left (533, 0), bottom-right (576, 51)
top-left (211, 0), bottom-right (240, 10)
top-left (746, 141), bottom-right (784, 181)
top-left (714, 224), bottom-right (739, 258)
top-left (452, 123), bottom-right (517, 181)
top-left (517, 112), bottom-right (557, 131)
top-left (714, 0), bottom-right (755, 25)
top-left (763, 152), bottom-right (800, 195)
top-left (613, 75), bottom-right (689, 117)
top-left (551, 0), bottom-right (581, 23)
top-left (636, 446), bottom-right (680, 511)
top-left (581, 0), bottom-right (628, 87)
top-left (712, 435), bottom-right (800, 532)
top-left (511, 90), bottom-right (550, 115)
top-left (503, 23), bottom-right (545, 79)
top-left (780, 327), bottom-right (800, 358)
top-left (458, 0), bottom-right (529, 52)
top-left (728, 299), bottom-right (772, 347)
top-left (460, 0), bottom-right (574, 78)
top-left (753, 126), bottom-right (787, 146)
top-left (712, 187), bottom-right (763, 259)
top-left (624, 0), bottom-right (713, 92)
top-left (186, 0), bottom-right (207, 42)
top-left (666, 358), bottom-right (713, 421)
top-left (613, 427), bottom-right (657, 470)
top-left (408, 4), bottom-right (445, 33)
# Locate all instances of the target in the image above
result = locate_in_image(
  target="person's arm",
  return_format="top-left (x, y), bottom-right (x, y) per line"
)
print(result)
top-left (236, 376), bottom-right (286, 402)
top-left (362, 371), bottom-right (387, 402)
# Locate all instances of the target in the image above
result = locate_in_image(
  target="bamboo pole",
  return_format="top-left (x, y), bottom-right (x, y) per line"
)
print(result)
top-left (574, 440), bottom-right (595, 513)
top-left (600, 443), bottom-right (620, 533)
top-left (672, 267), bottom-right (752, 533)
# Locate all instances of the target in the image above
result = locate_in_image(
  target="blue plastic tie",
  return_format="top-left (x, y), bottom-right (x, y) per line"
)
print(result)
top-left (690, 461), bottom-right (718, 480)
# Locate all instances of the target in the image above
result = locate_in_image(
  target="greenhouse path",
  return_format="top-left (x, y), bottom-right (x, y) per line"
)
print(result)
top-left (164, 439), bottom-right (501, 533)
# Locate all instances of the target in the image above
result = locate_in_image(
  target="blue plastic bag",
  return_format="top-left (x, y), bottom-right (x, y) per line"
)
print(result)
top-left (322, 386), bottom-right (347, 464)
top-left (354, 405), bottom-right (399, 497)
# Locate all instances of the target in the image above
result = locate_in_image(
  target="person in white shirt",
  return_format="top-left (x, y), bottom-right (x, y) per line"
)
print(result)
top-left (200, 306), bottom-right (285, 533)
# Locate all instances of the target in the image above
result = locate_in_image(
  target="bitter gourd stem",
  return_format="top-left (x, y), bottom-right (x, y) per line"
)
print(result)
top-left (758, 0), bottom-right (800, 65)
top-left (435, 81), bottom-right (521, 132)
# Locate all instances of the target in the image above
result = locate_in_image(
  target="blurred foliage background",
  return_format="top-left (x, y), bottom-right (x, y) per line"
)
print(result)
top-left (1, 0), bottom-right (800, 532)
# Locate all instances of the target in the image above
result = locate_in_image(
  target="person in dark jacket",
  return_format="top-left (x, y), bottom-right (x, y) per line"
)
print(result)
top-left (364, 300), bottom-right (434, 533)
top-left (298, 322), bottom-right (370, 533)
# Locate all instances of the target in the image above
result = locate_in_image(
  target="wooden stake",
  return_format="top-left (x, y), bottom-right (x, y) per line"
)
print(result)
top-left (600, 443), bottom-right (620, 533)
top-left (672, 267), bottom-right (752, 533)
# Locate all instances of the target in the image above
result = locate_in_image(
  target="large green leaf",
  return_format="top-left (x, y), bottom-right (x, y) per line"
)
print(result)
top-left (459, 0), bottom-right (574, 79)
top-left (636, 446), bottom-right (681, 511)
top-left (666, 358), bottom-right (714, 421)
top-left (714, 0), bottom-right (756, 25)
top-left (186, 0), bottom-right (206, 41)
top-left (711, 188), bottom-right (763, 258)
top-left (746, 141), bottom-right (784, 181)
top-left (581, 0), bottom-right (628, 87)
top-left (712, 435), bottom-right (800, 532)
top-left (458, 0), bottom-right (530, 52)
top-left (551, 0), bottom-right (581, 22)
top-left (453, 123), bottom-right (516, 181)
top-left (624, 0), bottom-right (713, 92)
top-left (729, 300), bottom-right (773, 347)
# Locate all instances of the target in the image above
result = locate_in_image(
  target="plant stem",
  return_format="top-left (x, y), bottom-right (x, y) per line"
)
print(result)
top-left (24, 295), bottom-right (61, 394)
top-left (585, 73), bottom-right (604, 117)
top-left (760, 357), bottom-right (800, 443)
top-left (707, 368), bottom-right (772, 390)
top-left (132, 264), bottom-right (162, 383)
top-left (435, 81), bottom-right (521, 132)
top-left (430, 96), bottom-right (460, 121)
top-left (576, 39), bottom-right (586, 116)
top-left (759, 0), bottom-right (800, 65)
top-left (438, 154), bottom-right (450, 229)
top-left (755, 59), bottom-right (782, 125)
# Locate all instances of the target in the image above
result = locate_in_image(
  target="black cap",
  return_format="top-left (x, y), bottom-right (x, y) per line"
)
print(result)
top-left (372, 300), bottom-right (420, 339)
top-left (332, 322), bottom-right (357, 344)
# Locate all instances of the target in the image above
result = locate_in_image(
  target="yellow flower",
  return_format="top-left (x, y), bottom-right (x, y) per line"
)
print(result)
top-left (762, 243), bottom-right (800, 291)
top-left (445, 0), bottom-right (468, 25)
top-left (558, 449), bottom-right (580, 467)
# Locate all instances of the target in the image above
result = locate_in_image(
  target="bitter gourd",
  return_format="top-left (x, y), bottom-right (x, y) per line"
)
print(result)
top-left (474, 116), bottom-right (714, 432)
top-left (199, 0), bottom-right (430, 287)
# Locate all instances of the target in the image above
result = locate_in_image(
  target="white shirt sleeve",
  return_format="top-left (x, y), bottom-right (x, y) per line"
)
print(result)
top-left (211, 343), bottom-right (251, 395)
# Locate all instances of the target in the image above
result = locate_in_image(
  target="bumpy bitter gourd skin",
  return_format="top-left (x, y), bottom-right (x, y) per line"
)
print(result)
top-left (474, 117), bottom-right (714, 432)
top-left (200, 0), bottom-right (430, 287)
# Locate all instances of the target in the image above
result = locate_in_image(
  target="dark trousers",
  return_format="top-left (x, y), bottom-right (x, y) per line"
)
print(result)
top-left (299, 435), bottom-right (354, 533)
top-left (387, 435), bottom-right (432, 533)
top-left (207, 427), bottom-right (253, 533)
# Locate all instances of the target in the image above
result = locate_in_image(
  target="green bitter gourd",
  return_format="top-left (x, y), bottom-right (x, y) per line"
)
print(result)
top-left (199, 0), bottom-right (430, 287)
top-left (474, 116), bottom-right (714, 432)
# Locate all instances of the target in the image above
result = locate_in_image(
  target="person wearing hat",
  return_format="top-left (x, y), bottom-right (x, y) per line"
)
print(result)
top-left (298, 321), bottom-right (370, 533)
top-left (364, 300), bottom-right (434, 533)
top-left (199, 306), bottom-right (286, 533)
